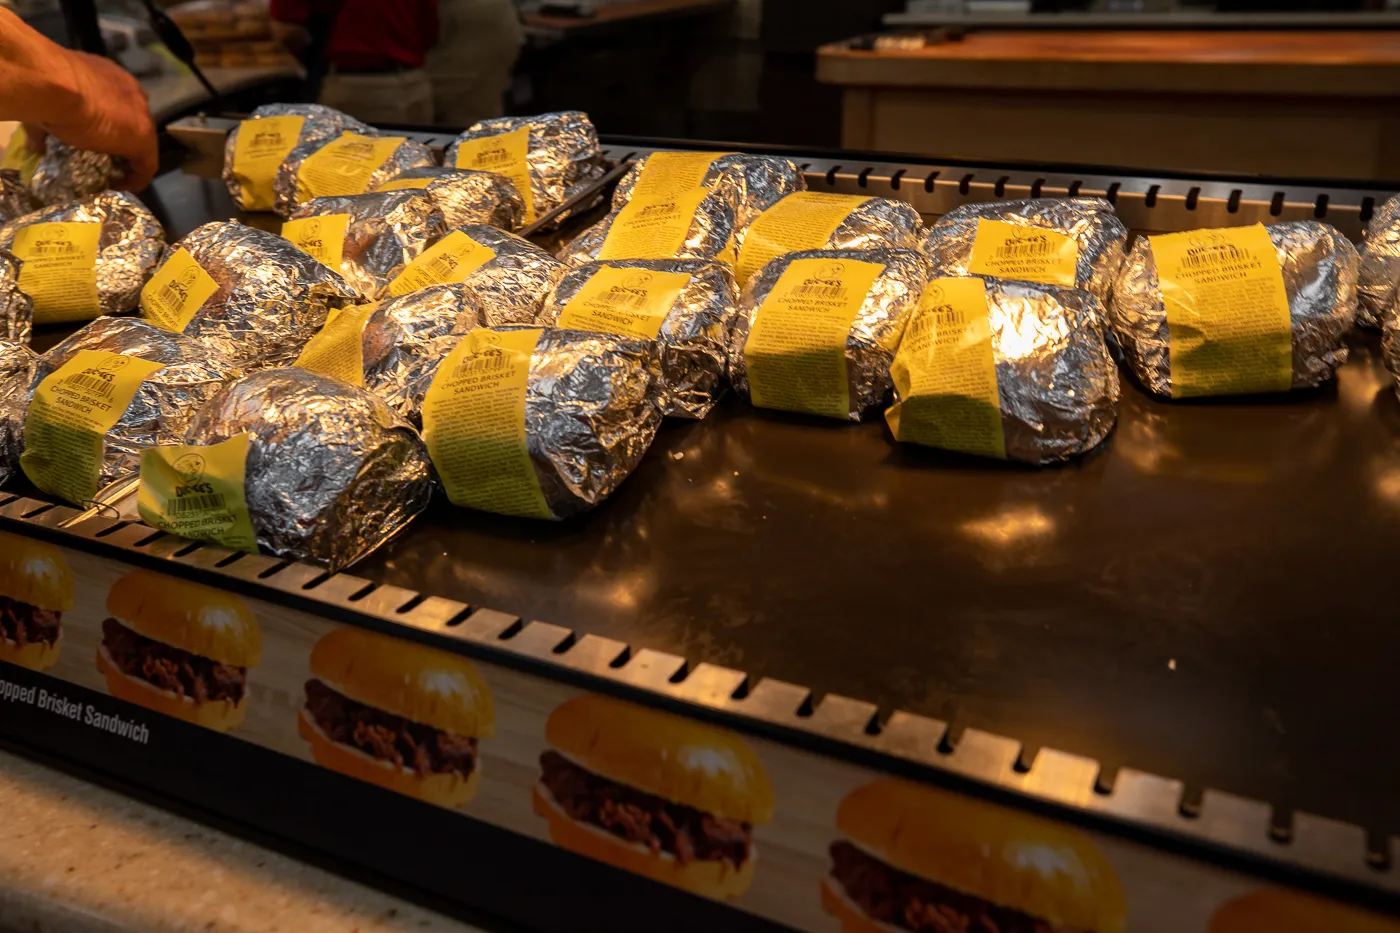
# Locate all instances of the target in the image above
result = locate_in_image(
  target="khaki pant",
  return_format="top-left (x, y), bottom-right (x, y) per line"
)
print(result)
top-left (319, 68), bottom-right (435, 126)
top-left (427, 0), bottom-right (523, 129)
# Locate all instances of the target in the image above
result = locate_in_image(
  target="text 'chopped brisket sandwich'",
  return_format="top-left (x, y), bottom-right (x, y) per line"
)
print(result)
top-left (535, 693), bottom-right (774, 900)
top-left (0, 531), bottom-right (72, 672)
top-left (97, 570), bottom-right (261, 732)
top-left (300, 626), bottom-right (495, 809)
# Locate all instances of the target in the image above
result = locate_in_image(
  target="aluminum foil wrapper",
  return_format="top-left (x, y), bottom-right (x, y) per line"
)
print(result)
top-left (376, 166), bottom-right (525, 232)
top-left (1112, 221), bottom-right (1359, 398)
top-left (922, 198), bottom-right (1129, 304)
top-left (892, 278), bottom-right (1118, 464)
top-left (557, 189), bottom-right (738, 267)
top-left (288, 191), bottom-right (447, 299)
top-left (0, 250), bottom-right (33, 343)
top-left (185, 367), bottom-right (432, 570)
top-left (1358, 193), bottom-right (1400, 329)
top-left (0, 340), bottom-right (36, 488)
top-left (612, 153), bottom-right (806, 228)
top-left (29, 138), bottom-right (124, 206)
top-left (31, 316), bottom-right (242, 490)
top-left (446, 224), bottom-right (566, 326)
top-left (223, 103), bottom-right (373, 211)
top-left (273, 136), bottom-right (436, 219)
top-left (729, 248), bottom-right (928, 421)
top-left (359, 284), bottom-right (483, 421)
top-left (155, 221), bottom-right (358, 370)
top-left (0, 190), bottom-right (165, 317)
top-left (537, 259), bottom-right (737, 418)
top-left (735, 195), bottom-right (924, 270)
top-left (0, 169), bottom-right (37, 224)
top-left (445, 111), bottom-right (604, 221)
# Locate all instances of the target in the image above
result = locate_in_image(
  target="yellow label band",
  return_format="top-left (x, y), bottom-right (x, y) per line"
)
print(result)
top-left (232, 115), bottom-right (305, 212)
top-left (21, 349), bottom-right (167, 505)
top-left (596, 188), bottom-right (712, 262)
top-left (11, 221), bottom-right (102, 324)
top-left (886, 277), bottom-right (1005, 459)
top-left (140, 247), bottom-right (220, 333)
top-left (422, 328), bottom-right (553, 519)
top-left (138, 434), bottom-right (258, 553)
top-left (629, 151), bottom-right (730, 199)
top-left (293, 302), bottom-right (378, 386)
top-left (736, 192), bottom-right (870, 285)
top-left (296, 133), bottom-right (405, 203)
top-left (1154, 223), bottom-right (1293, 398)
top-left (453, 126), bottom-right (535, 222)
top-left (282, 213), bottom-right (349, 270)
top-left (743, 257), bottom-right (885, 419)
top-left (555, 265), bottom-right (691, 340)
top-left (388, 230), bottom-right (497, 297)
top-left (0, 125), bottom-right (40, 185)
top-left (965, 219), bottom-right (1080, 287)
top-left (375, 176), bottom-right (434, 192)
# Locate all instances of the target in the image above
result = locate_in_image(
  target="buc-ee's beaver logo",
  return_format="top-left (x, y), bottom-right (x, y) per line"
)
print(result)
top-left (1189, 231), bottom-right (1229, 250)
top-left (172, 453), bottom-right (215, 498)
top-left (296, 218), bottom-right (324, 249)
top-left (92, 355), bottom-right (131, 374)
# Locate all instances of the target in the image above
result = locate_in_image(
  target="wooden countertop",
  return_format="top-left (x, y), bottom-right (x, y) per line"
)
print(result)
top-left (817, 30), bottom-right (1400, 96)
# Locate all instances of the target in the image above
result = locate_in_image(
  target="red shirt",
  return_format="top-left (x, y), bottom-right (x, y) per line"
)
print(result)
top-left (270, 0), bottom-right (440, 70)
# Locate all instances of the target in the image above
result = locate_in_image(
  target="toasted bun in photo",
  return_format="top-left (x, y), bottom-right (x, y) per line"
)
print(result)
top-left (1209, 888), bottom-right (1400, 933)
top-left (825, 778), bottom-right (1126, 933)
top-left (0, 532), bottom-right (73, 671)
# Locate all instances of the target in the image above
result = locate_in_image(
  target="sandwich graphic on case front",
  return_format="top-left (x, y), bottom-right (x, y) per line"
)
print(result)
top-left (0, 531), bottom-right (72, 671)
top-left (299, 626), bottom-right (494, 808)
top-left (535, 693), bottom-right (773, 899)
top-left (824, 779), bottom-right (1125, 933)
top-left (97, 570), bottom-right (261, 732)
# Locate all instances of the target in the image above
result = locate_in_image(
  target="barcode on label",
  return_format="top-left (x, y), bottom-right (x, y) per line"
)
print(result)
top-left (452, 352), bottom-right (508, 379)
top-left (62, 373), bottom-right (113, 398)
top-left (151, 281), bottom-right (184, 313)
top-left (792, 283), bottom-right (846, 300)
top-left (1181, 244), bottom-right (1249, 270)
top-left (169, 493), bottom-right (226, 514)
top-left (995, 236), bottom-right (1053, 260)
top-left (603, 291), bottom-right (647, 310)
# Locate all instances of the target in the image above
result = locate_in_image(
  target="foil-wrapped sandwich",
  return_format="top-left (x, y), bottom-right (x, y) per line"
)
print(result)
top-left (223, 103), bottom-right (372, 212)
top-left (1358, 193), bottom-right (1400, 329)
top-left (445, 111), bottom-right (604, 225)
top-left (29, 138), bottom-right (123, 206)
top-left (922, 198), bottom-right (1128, 305)
top-left (886, 276), bottom-right (1118, 464)
top-left (0, 340), bottom-right (36, 488)
top-left (388, 224), bottom-right (564, 326)
top-left (293, 284), bottom-right (482, 421)
top-left (537, 260), bottom-right (737, 418)
top-left (420, 326), bottom-right (661, 519)
top-left (611, 152), bottom-right (806, 228)
top-left (184, 368), bottom-right (432, 569)
top-left (735, 192), bottom-right (924, 285)
top-left (1110, 221), bottom-right (1358, 399)
top-left (730, 248), bottom-right (927, 421)
top-left (0, 190), bottom-right (165, 324)
top-left (374, 166), bottom-right (525, 232)
top-left (558, 188), bottom-right (737, 267)
top-left (285, 190), bottom-right (447, 299)
top-left (274, 133), bottom-right (436, 218)
top-left (0, 169), bottom-right (37, 223)
top-left (21, 317), bottom-right (241, 506)
top-left (141, 221), bottom-right (359, 370)
top-left (0, 250), bottom-right (33, 343)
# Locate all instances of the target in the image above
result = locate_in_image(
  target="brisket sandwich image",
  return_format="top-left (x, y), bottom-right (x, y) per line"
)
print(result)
top-left (1210, 887), bottom-right (1400, 933)
top-left (535, 693), bottom-right (773, 899)
top-left (300, 626), bottom-right (494, 808)
top-left (0, 531), bottom-right (72, 671)
top-left (97, 570), bottom-right (261, 732)
top-left (824, 779), bottom-right (1125, 933)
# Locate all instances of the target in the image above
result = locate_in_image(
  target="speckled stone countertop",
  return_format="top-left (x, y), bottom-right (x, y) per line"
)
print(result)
top-left (0, 748), bottom-right (493, 933)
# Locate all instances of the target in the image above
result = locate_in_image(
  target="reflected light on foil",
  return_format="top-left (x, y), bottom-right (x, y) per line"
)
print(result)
top-left (1374, 467), bottom-right (1400, 506)
top-left (960, 505), bottom-right (1055, 547)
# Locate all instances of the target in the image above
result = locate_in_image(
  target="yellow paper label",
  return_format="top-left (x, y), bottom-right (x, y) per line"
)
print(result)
top-left (296, 133), bottom-right (405, 203)
top-left (282, 213), bottom-right (349, 269)
top-left (454, 126), bottom-right (535, 222)
top-left (140, 247), bottom-right (220, 332)
top-left (422, 328), bottom-right (553, 519)
top-left (1153, 223), bottom-right (1292, 398)
top-left (1, 125), bottom-right (40, 185)
top-left (597, 189), bottom-right (712, 262)
top-left (736, 192), bottom-right (870, 285)
top-left (387, 230), bottom-right (497, 297)
top-left (375, 176), bottom-right (434, 192)
top-left (966, 219), bottom-right (1080, 287)
top-left (630, 151), bottom-right (729, 198)
top-left (232, 115), bottom-right (305, 211)
top-left (11, 221), bottom-right (101, 324)
top-left (20, 350), bottom-right (167, 505)
top-left (138, 434), bottom-right (258, 553)
top-left (555, 265), bottom-right (691, 339)
top-left (743, 257), bottom-right (884, 418)
top-left (885, 277), bottom-right (1005, 459)
top-left (293, 302), bottom-right (378, 386)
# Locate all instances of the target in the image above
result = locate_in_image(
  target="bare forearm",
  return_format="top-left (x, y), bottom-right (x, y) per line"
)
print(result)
top-left (0, 10), bottom-right (83, 128)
